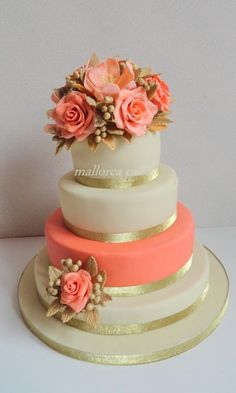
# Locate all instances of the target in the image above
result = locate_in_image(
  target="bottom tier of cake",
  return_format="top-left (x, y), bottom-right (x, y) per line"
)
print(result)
top-left (18, 245), bottom-right (229, 365)
top-left (34, 242), bottom-right (209, 334)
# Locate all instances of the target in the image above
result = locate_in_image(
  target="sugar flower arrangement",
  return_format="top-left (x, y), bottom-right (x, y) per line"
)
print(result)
top-left (46, 255), bottom-right (111, 328)
top-left (45, 54), bottom-right (171, 153)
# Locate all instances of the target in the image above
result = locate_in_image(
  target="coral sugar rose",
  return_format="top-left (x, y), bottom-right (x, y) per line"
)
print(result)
top-left (50, 92), bottom-right (95, 140)
top-left (114, 87), bottom-right (157, 136)
top-left (145, 75), bottom-right (170, 112)
top-left (60, 270), bottom-right (92, 313)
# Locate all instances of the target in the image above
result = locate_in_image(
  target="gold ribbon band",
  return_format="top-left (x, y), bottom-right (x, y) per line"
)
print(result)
top-left (64, 211), bottom-right (177, 243)
top-left (39, 285), bottom-right (209, 335)
top-left (75, 167), bottom-right (159, 189)
top-left (105, 256), bottom-right (192, 296)
top-left (21, 292), bottom-right (229, 364)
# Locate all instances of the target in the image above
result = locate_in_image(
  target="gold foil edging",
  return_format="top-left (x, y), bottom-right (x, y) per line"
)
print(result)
top-left (105, 256), bottom-right (192, 296)
top-left (64, 211), bottom-right (177, 243)
top-left (38, 284), bottom-right (209, 335)
top-left (75, 167), bottom-right (159, 189)
top-left (19, 288), bottom-right (229, 365)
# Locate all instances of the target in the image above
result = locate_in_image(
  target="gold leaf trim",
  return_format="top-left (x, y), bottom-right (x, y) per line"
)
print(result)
top-left (41, 284), bottom-right (208, 335)
top-left (105, 255), bottom-right (193, 296)
top-left (64, 210), bottom-right (177, 243)
top-left (75, 166), bottom-right (159, 189)
top-left (21, 291), bottom-right (229, 364)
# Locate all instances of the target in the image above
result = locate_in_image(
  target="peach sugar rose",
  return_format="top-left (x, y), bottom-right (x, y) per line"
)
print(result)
top-left (145, 75), bottom-right (170, 112)
top-left (84, 57), bottom-right (135, 101)
top-left (60, 270), bottom-right (92, 313)
top-left (49, 91), bottom-right (95, 140)
top-left (113, 87), bottom-right (157, 136)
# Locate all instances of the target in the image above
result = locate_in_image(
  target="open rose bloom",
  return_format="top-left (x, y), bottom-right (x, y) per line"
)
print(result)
top-left (60, 270), bottom-right (92, 313)
top-left (44, 54), bottom-right (171, 151)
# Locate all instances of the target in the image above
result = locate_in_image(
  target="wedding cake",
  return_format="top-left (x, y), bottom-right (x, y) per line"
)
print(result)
top-left (18, 55), bottom-right (229, 365)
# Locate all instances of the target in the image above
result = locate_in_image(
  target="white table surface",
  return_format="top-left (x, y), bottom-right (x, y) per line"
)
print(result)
top-left (0, 228), bottom-right (235, 393)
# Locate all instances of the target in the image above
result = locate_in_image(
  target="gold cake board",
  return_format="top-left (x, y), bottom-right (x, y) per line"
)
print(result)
top-left (18, 247), bottom-right (229, 366)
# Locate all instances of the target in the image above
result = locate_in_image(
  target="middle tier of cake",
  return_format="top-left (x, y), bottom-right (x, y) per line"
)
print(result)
top-left (45, 202), bottom-right (194, 287)
top-left (59, 164), bottom-right (178, 236)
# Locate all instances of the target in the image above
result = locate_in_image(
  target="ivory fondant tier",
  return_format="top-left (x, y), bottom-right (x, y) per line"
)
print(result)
top-left (59, 164), bottom-right (178, 235)
top-left (71, 131), bottom-right (161, 181)
top-left (45, 202), bottom-right (194, 287)
top-left (35, 242), bottom-right (209, 334)
top-left (18, 247), bottom-right (229, 364)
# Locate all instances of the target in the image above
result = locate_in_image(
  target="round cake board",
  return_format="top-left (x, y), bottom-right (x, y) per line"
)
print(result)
top-left (18, 247), bottom-right (229, 366)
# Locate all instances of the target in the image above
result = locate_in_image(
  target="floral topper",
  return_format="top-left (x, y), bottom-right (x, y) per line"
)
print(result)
top-left (45, 54), bottom-right (171, 153)
top-left (46, 256), bottom-right (111, 328)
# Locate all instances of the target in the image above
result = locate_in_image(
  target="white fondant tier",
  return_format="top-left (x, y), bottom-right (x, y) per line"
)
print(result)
top-left (34, 242), bottom-right (209, 330)
top-left (58, 164), bottom-right (178, 234)
top-left (71, 131), bottom-right (161, 179)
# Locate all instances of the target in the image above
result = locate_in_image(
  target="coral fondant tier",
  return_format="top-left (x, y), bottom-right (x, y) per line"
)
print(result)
top-left (71, 132), bottom-right (161, 182)
top-left (35, 242), bottom-right (209, 334)
top-left (45, 202), bottom-right (194, 287)
top-left (59, 164), bottom-right (178, 235)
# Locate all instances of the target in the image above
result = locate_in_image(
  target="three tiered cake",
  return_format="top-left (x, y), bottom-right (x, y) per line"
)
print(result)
top-left (18, 55), bottom-right (229, 365)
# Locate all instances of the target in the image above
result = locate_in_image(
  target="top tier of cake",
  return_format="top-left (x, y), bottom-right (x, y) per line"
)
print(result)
top-left (44, 55), bottom-right (171, 187)
top-left (71, 131), bottom-right (161, 183)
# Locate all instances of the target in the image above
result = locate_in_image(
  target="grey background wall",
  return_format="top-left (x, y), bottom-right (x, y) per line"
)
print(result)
top-left (0, 0), bottom-right (236, 237)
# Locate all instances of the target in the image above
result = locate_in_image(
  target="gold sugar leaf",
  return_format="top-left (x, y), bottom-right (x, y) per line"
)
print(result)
top-left (122, 131), bottom-right (132, 143)
top-left (101, 293), bottom-right (112, 302)
top-left (88, 53), bottom-right (99, 67)
top-left (79, 68), bottom-right (85, 81)
top-left (147, 84), bottom-right (157, 100)
top-left (48, 266), bottom-right (63, 282)
top-left (87, 135), bottom-right (99, 152)
top-left (55, 140), bottom-right (66, 154)
top-left (101, 134), bottom-right (116, 150)
top-left (86, 96), bottom-right (97, 107)
top-left (135, 67), bottom-right (152, 79)
top-left (46, 299), bottom-right (65, 318)
top-left (149, 113), bottom-right (172, 132)
top-left (65, 75), bottom-right (73, 86)
top-left (72, 82), bottom-right (87, 93)
top-left (65, 137), bottom-right (76, 150)
top-left (47, 109), bottom-right (54, 119)
top-left (61, 308), bottom-right (76, 323)
top-left (107, 129), bottom-right (124, 135)
top-left (86, 308), bottom-right (100, 329)
top-left (54, 86), bottom-right (69, 99)
top-left (86, 256), bottom-right (98, 277)
top-left (98, 270), bottom-right (107, 286)
top-left (149, 122), bottom-right (168, 131)
top-left (47, 126), bottom-right (58, 135)
top-left (94, 115), bottom-right (106, 128)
